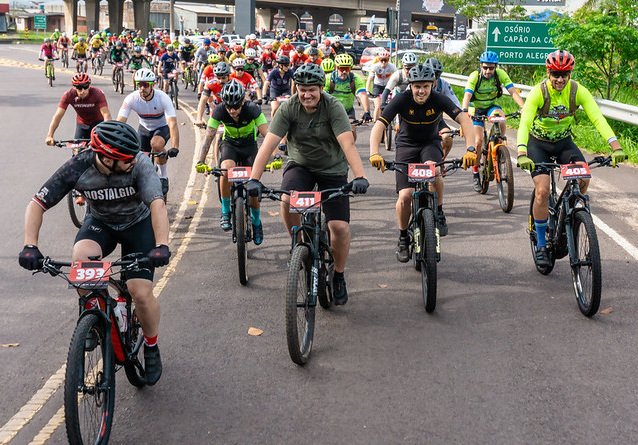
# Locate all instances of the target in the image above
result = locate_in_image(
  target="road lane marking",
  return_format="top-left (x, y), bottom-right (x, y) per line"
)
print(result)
top-left (591, 214), bottom-right (638, 261)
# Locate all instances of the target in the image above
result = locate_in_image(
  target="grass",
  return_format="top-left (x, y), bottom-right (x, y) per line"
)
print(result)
top-left (0, 30), bottom-right (54, 43)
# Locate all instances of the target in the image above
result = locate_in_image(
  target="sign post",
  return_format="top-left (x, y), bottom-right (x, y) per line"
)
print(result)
top-left (486, 20), bottom-right (556, 65)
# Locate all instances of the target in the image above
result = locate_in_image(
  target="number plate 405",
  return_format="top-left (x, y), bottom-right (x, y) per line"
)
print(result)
top-left (560, 163), bottom-right (591, 179)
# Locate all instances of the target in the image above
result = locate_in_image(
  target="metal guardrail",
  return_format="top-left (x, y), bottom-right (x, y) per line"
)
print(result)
top-left (442, 72), bottom-right (638, 125)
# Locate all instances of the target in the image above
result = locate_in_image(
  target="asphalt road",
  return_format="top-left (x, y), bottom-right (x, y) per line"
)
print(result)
top-left (1, 44), bottom-right (638, 445)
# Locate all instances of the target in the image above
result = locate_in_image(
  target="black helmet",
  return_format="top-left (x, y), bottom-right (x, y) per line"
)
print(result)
top-left (308, 47), bottom-right (319, 56)
top-left (213, 61), bottom-right (231, 76)
top-left (408, 64), bottom-right (436, 83)
top-left (276, 55), bottom-right (290, 65)
top-left (425, 57), bottom-right (443, 75)
top-left (90, 120), bottom-right (140, 161)
top-left (221, 79), bottom-right (245, 107)
top-left (293, 63), bottom-right (325, 86)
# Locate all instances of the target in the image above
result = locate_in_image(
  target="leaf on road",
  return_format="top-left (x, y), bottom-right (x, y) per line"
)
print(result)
top-left (187, 201), bottom-right (198, 205)
top-left (550, 296), bottom-right (555, 299)
top-left (184, 215), bottom-right (193, 220)
top-left (1, 343), bottom-right (19, 348)
top-left (268, 211), bottom-right (279, 217)
top-left (600, 307), bottom-right (613, 314)
top-left (377, 283), bottom-right (388, 288)
top-left (181, 122), bottom-right (186, 125)
top-left (248, 327), bottom-right (263, 336)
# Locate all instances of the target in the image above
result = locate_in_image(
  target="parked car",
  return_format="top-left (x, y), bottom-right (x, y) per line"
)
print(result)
top-left (220, 34), bottom-right (243, 46)
top-left (344, 40), bottom-right (377, 65)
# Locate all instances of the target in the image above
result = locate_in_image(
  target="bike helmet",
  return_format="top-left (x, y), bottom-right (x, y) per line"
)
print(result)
top-left (134, 68), bottom-right (156, 84)
top-left (133, 45), bottom-right (142, 52)
top-left (284, 38), bottom-right (290, 44)
top-left (249, 33), bottom-right (256, 40)
top-left (335, 53), bottom-right (353, 68)
top-left (324, 39), bottom-right (331, 46)
top-left (264, 43), bottom-right (273, 50)
top-left (479, 51), bottom-right (499, 64)
top-left (159, 41), bottom-right (166, 47)
top-left (308, 47), bottom-right (319, 56)
top-left (293, 63), bottom-right (325, 86)
top-left (378, 49), bottom-right (390, 61)
top-left (408, 64), bottom-right (436, 83)
top-left (62, 32), bottom-right (67, 37)
top-left (321, 58), bottom-right (335, 73)
top-left (166, 45), bottom-right (175, 51)
top-left (115, 40), bottom-right (123, 47)
top-left (232, 57), bottom-right (246, 68)
top-left (90, 121), bottom-right (140, 161)
top-left (79, 37), bottom-right (85, 42)
top-left (218, 38), bottom-right (225, 44)
top-left (276, 55), bottom-right (290, 65)
top-left (233, 44), bottom-right (243, 52)
top-left (208, 53), bottom-right (219, 64)
top-left (245, 48), bottom-right (257, 58)
top-left (401, 52), bottom-right (418, 66)
top-left (44, 37), bottom-right (50, 43)
top-left (213, 61), bottom-right (231, 76)
top-left (217, 46), bottom-right (227, 53)
top-left (72, 72), bottom-right (91, 86)
top-left (221, 79), bottom-right (245, 107)
top-left (310, 40), bottom-right (318, 47)
top-left (545, 50), bottom-right (575, 71)
top-left (184, 38), bottom-right (191, 44)
top-left (425, 57), bottom-right (443, 75)
top-left (203, 38), bottom-right (211, 45)
top-left (296, 45), bottom-right (304, 53)
top-left (333, 36), bottom-right (340, 42)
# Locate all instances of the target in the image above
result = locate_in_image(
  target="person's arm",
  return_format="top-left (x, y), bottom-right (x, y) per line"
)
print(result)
top-left (455, 112), bottom-right (476, 149)
top-left (257, 122), bottom-right (268, 138)
top-left (167, 116), bottom-right (179, 149)
top-left (45, 107), bottom-right (67, 145)
top-left (577, 84), bottom-right (619, 147)
top-left (507, 85), bottom-right (525, 109)
top-left (24, 201), bottom-right (45, 246)
top-left (262, 79), bottom-right (270, 98)
top-left (149, 198), bottom-right (169, 246)
top-left (336, 130), bottom-right (366, 179)
top-left (516, 85), bottom-right (543, 154)
top-left (358, 91), bottom-right (370, 114)
top-left (99, 106), bottom-right (112, 121)
top-left (195, 91), bottom-right (209, 123)
top-left (461, 91), bottom-right (472, 111)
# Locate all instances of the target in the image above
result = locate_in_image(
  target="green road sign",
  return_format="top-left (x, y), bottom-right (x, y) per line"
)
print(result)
top-left (34, 15), bottom-right (47, 30)
top-left (486, 20), bottom-right (556, 65)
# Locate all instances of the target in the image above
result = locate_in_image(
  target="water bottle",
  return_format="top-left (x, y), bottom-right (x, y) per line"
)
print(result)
top-left (113, 296), bottom-right (127, 333)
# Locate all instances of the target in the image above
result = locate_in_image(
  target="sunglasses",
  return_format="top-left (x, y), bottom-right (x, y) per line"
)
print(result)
top-left (338, 66), bottom-right (351, 72)
top-left (119, 157), bottom-right (136, 165)
top-left (234, 68), bottom-right (244, 71)
top-left (549, 70), bottom-right (571, 79)
top-left (481, 65), bottom-right (495, 71)
top-left (75, 84), bottom-right (90, 90)
top-left (136, 82), bottom-right (152, 88)
top-left (379, 58), bottom-right (389, 62)
top-left (225, 104), bottom-right (242, 110)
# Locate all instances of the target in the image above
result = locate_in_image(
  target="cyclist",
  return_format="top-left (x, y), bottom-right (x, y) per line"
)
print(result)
top-left (72, 36), bottom-right (90, 73)
top-left (321, 57), bottom-right (335, 76)
top-left (262, 55), bottom-right (294, 118)
top-left (271, 36), bottom-right (282, 53)
top-left (331, 36), bottom-right (347, 55)
top-left (380, 52), bottom-right (417, 108)
top-left (228, 44), bottom-right (246, 63)
top-left (71, 31), bottom-right (80, 45)
top-left (367, 49), bottom-right (397, 121)
top-left (230, 58), bottom-right (262, 103)
top-left (246, 63), bottom-right (370, 306)
top-left (109, 40), bottom-right (129, 80)
top-left (57, 32), bottom-right (71, 62)
top-left (369, 64), bottom-right (477, 257)
top-left (216, 46), bottom-right (230, 64)
top-left (49, 28), bottom-right (61, 43)
top-left (305, 47), bottom-right (322, 66)
top-left (117, 69), bottom-right (180, 197)
top-left (320, 39), bottom-right (336, 59)
top-left (46, 73), bottom-right (112, 144)
top-left (517, 50), bottom-right (626, 266)
top-left (291, 45), bottom-right (309, 69)
top-left (216, 38), bottom-right (229, 54)
top-left (178, 37), bottom-right (196, 72)
top-left (324, 53), bottom-right (372, 139)
top-left (127, 46), bottom-right (152, 85)
top-left (244, 48), bottom-right (266, 87)
top-left (20, 120), bottom-right (170, 386)
top-left (260, 43), bottom-right (276, 73)
top-left (89, 33), bottom-right (104, 64)
top-left (195, 80), bottom-right (270, 241)
top-left (426, 57), bottom-right (462, 159)
top-left (194, 37), bottom-right (214, 90)
top-left (158, 45), bottom-right (180, 93)
top-left (244, 34), bottom-right (262, 52)
top-left (39, 38), bottom-right (58, 77)
top-left (305, 40), bottom-right (325, 59)
top-left (461, 51), bottom-right (525, 191)
top-left (276, 38), bottom-right (295, 58)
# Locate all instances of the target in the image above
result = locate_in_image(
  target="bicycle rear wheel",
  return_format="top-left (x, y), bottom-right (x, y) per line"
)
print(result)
top-left (528, 190), bottom-right (555, 275)
top-left (62, 51), bottom-right (68, 68)
top-left (98, 58), bottom-right (104, 76)
top-left (119, 71), bottom-right (125, 94)
top-left (420, 209), bottom-right (438, 312)
top-left (477, 152), bottom-right (490, 194)
top-left (67, 190), bottom-right (87, 229)
top-left (496, 145), bottom-right (514, 213)
top-left (113, 70), bottom-right (119, 92)
top-left (571, 211), bottom-right (602, 317)
top-left (171, 81), bottom-right (179, 110)
top-left (234, 196), bottom-right (248, 285)
top-left (123, 308), bottom-right (147, 387)
top-left (286, 244), bottom-right (314, 365)
top-left (65, 314), bottom-right (114, 445)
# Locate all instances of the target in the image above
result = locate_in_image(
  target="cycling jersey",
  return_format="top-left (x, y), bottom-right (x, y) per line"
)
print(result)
top-left (110, 47), bottom-right (127, 62)
top-left (277, 44), bottom-right (295, 58)
top-left (91, 38), bottom-right (103, 49)
top-left (464, 68), bottom-right (514, 109)
top-left (324, 71), bottom-right (366, 111)
top-left (159, 52), bottom-right (180, 72)
top-left (383, 69), bottom-right (409, 95)
top-left (517, 80), bottom-right (617, 146)
top-left (369, 61), bottom-right (397, 87)
top-left (202, 80), bottom-right (224, 104)
top-left (305, 57), bottom-right (322, 66)
top-left (40, 44), bottom-right (56, 58)
top-left (127, 55), bottom-right (151, 70)
top-left (195, 45), bottom-right (212, 62)
top-left (244, 61), bottom-right (262, 79)
top-left (32, 149), bottom-right (164, 230)
top-left (58, 37), bottom-right (70, 48)
top-left (179, 44), bottom-right (196, 61)
top-left (267, 68), bottom-right (294, 96)
top-left (260, 52), bottom-right (276, 70)
top-left (207, 101), bottom-right (267, 148)
top-left (291, 52), bottom-right (308, 68)
top-left (201, 64), bottom-right (216, 83)
top-left (434, 77), bottom-right (461, 108)
top-left (230, 71), bottom-right (257, 91)
top-left (228, 53), bottom-right (246, 63)
top-left (59, 86), bottom-right (108, 125)
top-left (118, 89), bottom-right (176, 131)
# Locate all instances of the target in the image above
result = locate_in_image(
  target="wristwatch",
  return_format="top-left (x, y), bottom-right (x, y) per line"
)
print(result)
top-left (466, 146), bottom-right (476, 153)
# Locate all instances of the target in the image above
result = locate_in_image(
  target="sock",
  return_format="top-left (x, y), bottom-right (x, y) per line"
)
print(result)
top-left (472, 166), bottom-right (479, 174)
top-left (535, 218), bottom-right (548, 248)
top-left (251, 207), bottom-right (261, 225)
top-left (221, 197), bottom-right (230, 214)
top-left (437, 204), bottom-right (443, 213)
top-left (144, 334), bottom-right (158, 347)
top-left (334, 271), bottom-right (344, 280)
top-left (157, 163), bottom-right (168, 179)
top-left (400, 229), bottom-right (408, 238)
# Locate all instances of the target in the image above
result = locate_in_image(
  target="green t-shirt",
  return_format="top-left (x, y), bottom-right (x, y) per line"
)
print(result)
top-left (268, 92), bottom-right (353, 176)
top-left (517, 80), bottom-right (616, 146)
top-left (464, 68), bottom-right (514, 109)
top-left (323, 71), bottom-right (366, 111)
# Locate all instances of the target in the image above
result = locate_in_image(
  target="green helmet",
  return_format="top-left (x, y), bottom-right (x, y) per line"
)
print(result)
top-left (320, 58), bottom-right (335, 73)
top-left (334, 53), bottom-right (353, 68)
top-left (293, 63), bottom-right (326, 86)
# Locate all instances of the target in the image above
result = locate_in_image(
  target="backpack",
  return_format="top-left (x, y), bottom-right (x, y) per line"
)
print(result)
top-left (470, 68), bottom-right (502, 102)
top-left (328, 71), bottom-right (356, 95)
top-left (538, 79), bottom-right (579, 121)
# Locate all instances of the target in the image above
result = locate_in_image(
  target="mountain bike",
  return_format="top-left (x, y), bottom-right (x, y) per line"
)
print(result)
top-left (182, 61), bottom-right (197, 91)
top-left (92, 50), bottom-right (105, 76)
top-left (262, 182), bottom-right (356, 365)
top-left (472, 111), bottom-right (520, 213)
top-left (60, 47), bottom-right (69, 68)
top-left (33, 254), bottom-right (161, 445)
top-left (54, 139), bottom-right (90, 228)
top-left (75, 56), bottom-right (88, 73)
top-left (112, 61), bottom-right (126, 94)
top-left (166, 69), bottom-right (180, 110)
top-left (385, 159), bottom-right (463, 313)
top-left (526, 155), bottom-right (613, 317)
top-left (40, 58), bottom-right (58, 87)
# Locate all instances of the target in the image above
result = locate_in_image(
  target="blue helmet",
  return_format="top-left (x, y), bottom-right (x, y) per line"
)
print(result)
top-left (203, 38), bottom-right (211, 45)
top-left (479, 51), bottom-right (498, 64)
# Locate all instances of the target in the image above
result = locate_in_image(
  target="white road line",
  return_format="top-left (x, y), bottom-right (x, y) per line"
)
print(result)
top-left (591, 214), bottom-right (638, 261)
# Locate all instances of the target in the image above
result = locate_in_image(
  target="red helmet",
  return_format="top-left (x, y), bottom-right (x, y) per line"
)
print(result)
top-left (218, 38), bottom-right (224, 44)
top-left (378, 49), bottom-right (390, 60)
top-left (71, 72), bottom-right (91, 86)
top-left (234, 44), bottom-right (243, 52)
top-left (546, 50), bottom-right (575, 71)
top-left (90, 121), bottom-right (141, 161)
top-left (264, 43), bottom-right (273, 50)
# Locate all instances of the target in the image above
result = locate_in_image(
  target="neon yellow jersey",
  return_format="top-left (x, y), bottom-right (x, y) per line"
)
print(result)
top-left (464, 68), bottom-right (515, 109)
top-left (91, 38), bottom-right (103, 49)
top-left (74, 42), bottom-right (89, 56)
top-left (517, 80), bottom-right (617, 147)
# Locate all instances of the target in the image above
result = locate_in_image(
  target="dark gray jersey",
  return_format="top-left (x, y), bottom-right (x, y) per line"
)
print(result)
top-left (33, 149), bottom-right (164, 230)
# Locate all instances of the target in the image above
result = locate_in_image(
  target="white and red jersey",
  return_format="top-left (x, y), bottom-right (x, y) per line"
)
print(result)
top-left (277, 44), bottom-right (295, 58)
top-left (291, 52), bottom-right (309, 68)
top-left (203, 80), bottom-right (223, 105)
top-left (230, 72), bottom-right (257, 92)
top-left (201, 64), bottom-right (216, 84)
top-left (245, 39), bottom-right (262, 51)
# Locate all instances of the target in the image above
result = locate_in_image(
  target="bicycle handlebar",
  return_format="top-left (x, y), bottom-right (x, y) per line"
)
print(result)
top-left (385, 158), bottom-right (463, 175)
top-left (524, 155), bottom-right (613, 172)
top-left (53, 139), bottom-right (90, 148)
top-left (472, 111), bottom-right (520, 122)
top-left (261, 182), bottom-right (354, 206)
top-left (438, 128), bottom-right (460, 137)
top-left (36, 253), bottom-right (152, 278)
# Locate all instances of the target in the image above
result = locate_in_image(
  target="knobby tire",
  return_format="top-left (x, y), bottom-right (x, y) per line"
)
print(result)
top-left (286, 245), bottom-right (314, 365)
top-left (123, 308), bottom-right (147, 387)
top-left (67, 190), bottom-right (87, 229)
top-left (496, 145), bottom-right (514, 213)
top-left (571, 211), bottom-right (602, 317)
top-left (420, 209), bottom-right (438, 313)
top-left (234, 196), bottom-right (248, 285)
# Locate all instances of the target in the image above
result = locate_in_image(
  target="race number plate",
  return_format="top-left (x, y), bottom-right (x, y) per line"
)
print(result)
top-left (68, 261), bottom-right (111, 289)
top-left (560, 164), bottom-right (591, 180)
top-left (408, 163), bottom-right (436, 183)
top-left (277, 95), bottom-right (290, 103)
top-left (290, 191), bottom-right (321, 213)
top-left (488, 115), bottom-right (507, 123)
top-left (228, 166), bottom-right (252, 182)
top-left (66, 141), bottom-right (87, 150)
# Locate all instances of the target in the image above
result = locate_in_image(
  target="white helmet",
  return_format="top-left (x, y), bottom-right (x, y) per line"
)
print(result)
top-left (55, 28), bottom-right (59, 32)
top-left (249, 33), bottom-right (256, 40)
top-left (245, 34), bottom-right (251, 40)
top-left (232, 57), bottom-right (246, 68)
top-left (62, 32), bottom-right (67, 37)
top-left (401, 52), bottom-right (418, 66)
top-left (134, 68), bottom-right (156, 83)
top-left (333, 35), bottom-right (340, 42)
top-left (245, 48), bottom-right (257, 58)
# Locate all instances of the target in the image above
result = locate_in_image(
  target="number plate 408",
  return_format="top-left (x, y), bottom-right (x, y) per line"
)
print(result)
top-left (408, 164), bottom-right (436, 183)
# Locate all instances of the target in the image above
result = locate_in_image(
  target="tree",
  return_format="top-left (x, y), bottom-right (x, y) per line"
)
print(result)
top-left (446, 0), bottom-right (528, 24)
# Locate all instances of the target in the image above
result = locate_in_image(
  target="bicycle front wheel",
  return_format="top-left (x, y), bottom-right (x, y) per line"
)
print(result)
top-left (496, 145), bottom-right (514, 212)
top-left (286, 245), bottom-right (315, 365)
top-left (420, 209), bottom-right (438, 313)
top-left (171, 81), bottom-right (179, 110)
top-left (234, 196), bottom-right (248, 285)
top-left (571, 211), bottom-right (602, 317)
top-left (98, 58), bottom-right (104, 76)
top-left (67, 190), bottom-right (87, 228)
top-left (118, 71), bottom-right (125, 95)
top-left (48, 63), bottom-right (53, 87)
top-left (65, 314), bottom-right (115, 445)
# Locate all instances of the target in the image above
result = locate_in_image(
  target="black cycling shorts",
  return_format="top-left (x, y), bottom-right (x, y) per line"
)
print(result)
top-left (395, 142), bottom-right (443, 192)
top-left (75, 214), bottom-right (156, 281)
top-left (370, 84), bottom-right (385, 97)
top-left (280, 162), bottom-right (350, 223)
top-left (138, 125), bottom-right (170, 153)
top-left (527, 134), bottom-right (585, 178)
top-left (75, 121), bottom-right (102, 140)
top-left (219, 140), bottom-right (257, 166)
